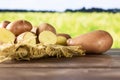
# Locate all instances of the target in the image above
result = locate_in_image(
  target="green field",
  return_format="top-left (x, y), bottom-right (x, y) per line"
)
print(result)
top-left (0, 12), bottom-right (120, 48)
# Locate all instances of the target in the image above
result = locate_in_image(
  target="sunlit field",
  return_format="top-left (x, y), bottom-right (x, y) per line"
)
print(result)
top-left (0, 12), bottom-right (120, 48)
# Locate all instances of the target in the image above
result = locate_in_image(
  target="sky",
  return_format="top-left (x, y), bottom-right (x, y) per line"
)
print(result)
top-left (0, 0), bottom-right (120, 11)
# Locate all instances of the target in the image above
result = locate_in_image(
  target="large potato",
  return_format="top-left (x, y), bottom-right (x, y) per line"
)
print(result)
top-left (36, 23), bottom-right (56, 36)
top-left (67, 30), bottom-right (113, 54)
top-left (6, 20), bottom-right (32, 36)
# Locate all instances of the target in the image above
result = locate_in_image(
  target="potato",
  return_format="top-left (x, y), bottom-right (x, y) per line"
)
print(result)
top-left (0, 28), bottom-right (15, 44)
top-left (16, 32), bottom-right (37, 46)
top-left (0, 21), bottom-right (10, 28)
top-left (56, 33), bottom-right (71, 45)
top-left (38, 31), bottom-right (57, 45)
top-left (6, 20), bottom-right (32, 36)
top-left (67, 30), bottom-right (113, 54)
top-left (31, 27), bottom-right (37, 33)
top-left (36, 23), bottom-right (56, 36)
top-left (56, 36), bottom-right (67, 45)
top-left (57, 33), bottom-right (71, 39)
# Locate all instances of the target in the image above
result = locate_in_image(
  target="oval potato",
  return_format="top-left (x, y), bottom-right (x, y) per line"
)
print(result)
top-left (67, 30), bottom-right (113, 54)
top-left (6, 20), bottom-right (32, 36)
top-left (56, 36), bottom-right (67, 45)
top-left (36, 23), bottom-right (56, 36)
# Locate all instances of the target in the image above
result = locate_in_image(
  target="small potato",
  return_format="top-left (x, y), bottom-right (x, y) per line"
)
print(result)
top-left (57, 33), bottom-right (71, 39)
top-left (67, 30), bottom-right (113, 54)
top-left (36, 23), bottom-right (56, 36)
top-left (6, 20), bottom-right (32, 36)
top-left (0, 21), bottom-right (10, 28)
top-left (56, 36), bottom-right (67, 45)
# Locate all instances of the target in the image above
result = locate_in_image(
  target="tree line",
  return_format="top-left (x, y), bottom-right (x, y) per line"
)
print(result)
top-left (65, 7), bottom-right (120, 13)
top-left (0, 7), bottom-right (120, 13)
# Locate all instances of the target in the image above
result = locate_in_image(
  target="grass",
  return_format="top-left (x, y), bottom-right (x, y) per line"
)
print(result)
top-left (0, 12), bottom-right (120, 48)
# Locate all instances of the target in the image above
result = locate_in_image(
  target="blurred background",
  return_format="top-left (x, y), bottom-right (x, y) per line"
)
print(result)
top-left (0, 0), bottom-right (120, 48)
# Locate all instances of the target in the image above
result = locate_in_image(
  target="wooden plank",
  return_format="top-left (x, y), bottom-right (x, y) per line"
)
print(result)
top-left (0, 68), bottom-right (120, 80)
top-left (0, 49), bottom-right (120, 80)
top-left (105, 48), bottom-right (120, 55)
top-left (0, 49), bottom-right (120, 68)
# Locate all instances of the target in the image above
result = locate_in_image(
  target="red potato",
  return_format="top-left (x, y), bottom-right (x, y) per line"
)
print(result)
top-left (0, 21), bottom-right (10, 28)
top-left (67, 30), bottom-right (113, 54)
top-left (6, 20), bottom-right (32, 36)
top-left (36, 23), bottom-right (56, 36)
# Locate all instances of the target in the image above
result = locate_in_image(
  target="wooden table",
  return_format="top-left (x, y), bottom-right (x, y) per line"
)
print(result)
top-left (0, 49), bottom-right (120, 80)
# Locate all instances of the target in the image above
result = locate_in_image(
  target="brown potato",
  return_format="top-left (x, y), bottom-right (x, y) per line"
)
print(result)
top-left (57, 33), bottom-right (71, 39)
top-left (67, 30), bottom-right (113, 54)
top-left (6, 20), bottom-right (32, 36)
top-left (0, 21), bottom-right (10, 28)
top-left (36, 23), bottom-right (56, 36)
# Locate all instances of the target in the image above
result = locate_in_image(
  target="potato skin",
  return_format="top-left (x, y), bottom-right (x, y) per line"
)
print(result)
top-left (0, 21), bottom-right (10, 28)
top-left (57, 33), bottom-right (71, 39)
top-left (36, 23), bottom-right (56, 36)
top-left (6, 20), bottom-right (32, 36)
top-left (67, 30), bottom-right (113, 54)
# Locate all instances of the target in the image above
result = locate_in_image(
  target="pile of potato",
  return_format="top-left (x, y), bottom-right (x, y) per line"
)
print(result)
top-left (0, 20), bottom-right (113, 54)
top-left (0, 20), bottom-right (71, 46)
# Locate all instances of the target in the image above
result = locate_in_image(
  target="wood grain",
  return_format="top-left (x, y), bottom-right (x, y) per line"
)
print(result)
top-left (0, 68), bottom-right (120, 80)
top-left (0, 49), bottom-right (120, 80)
